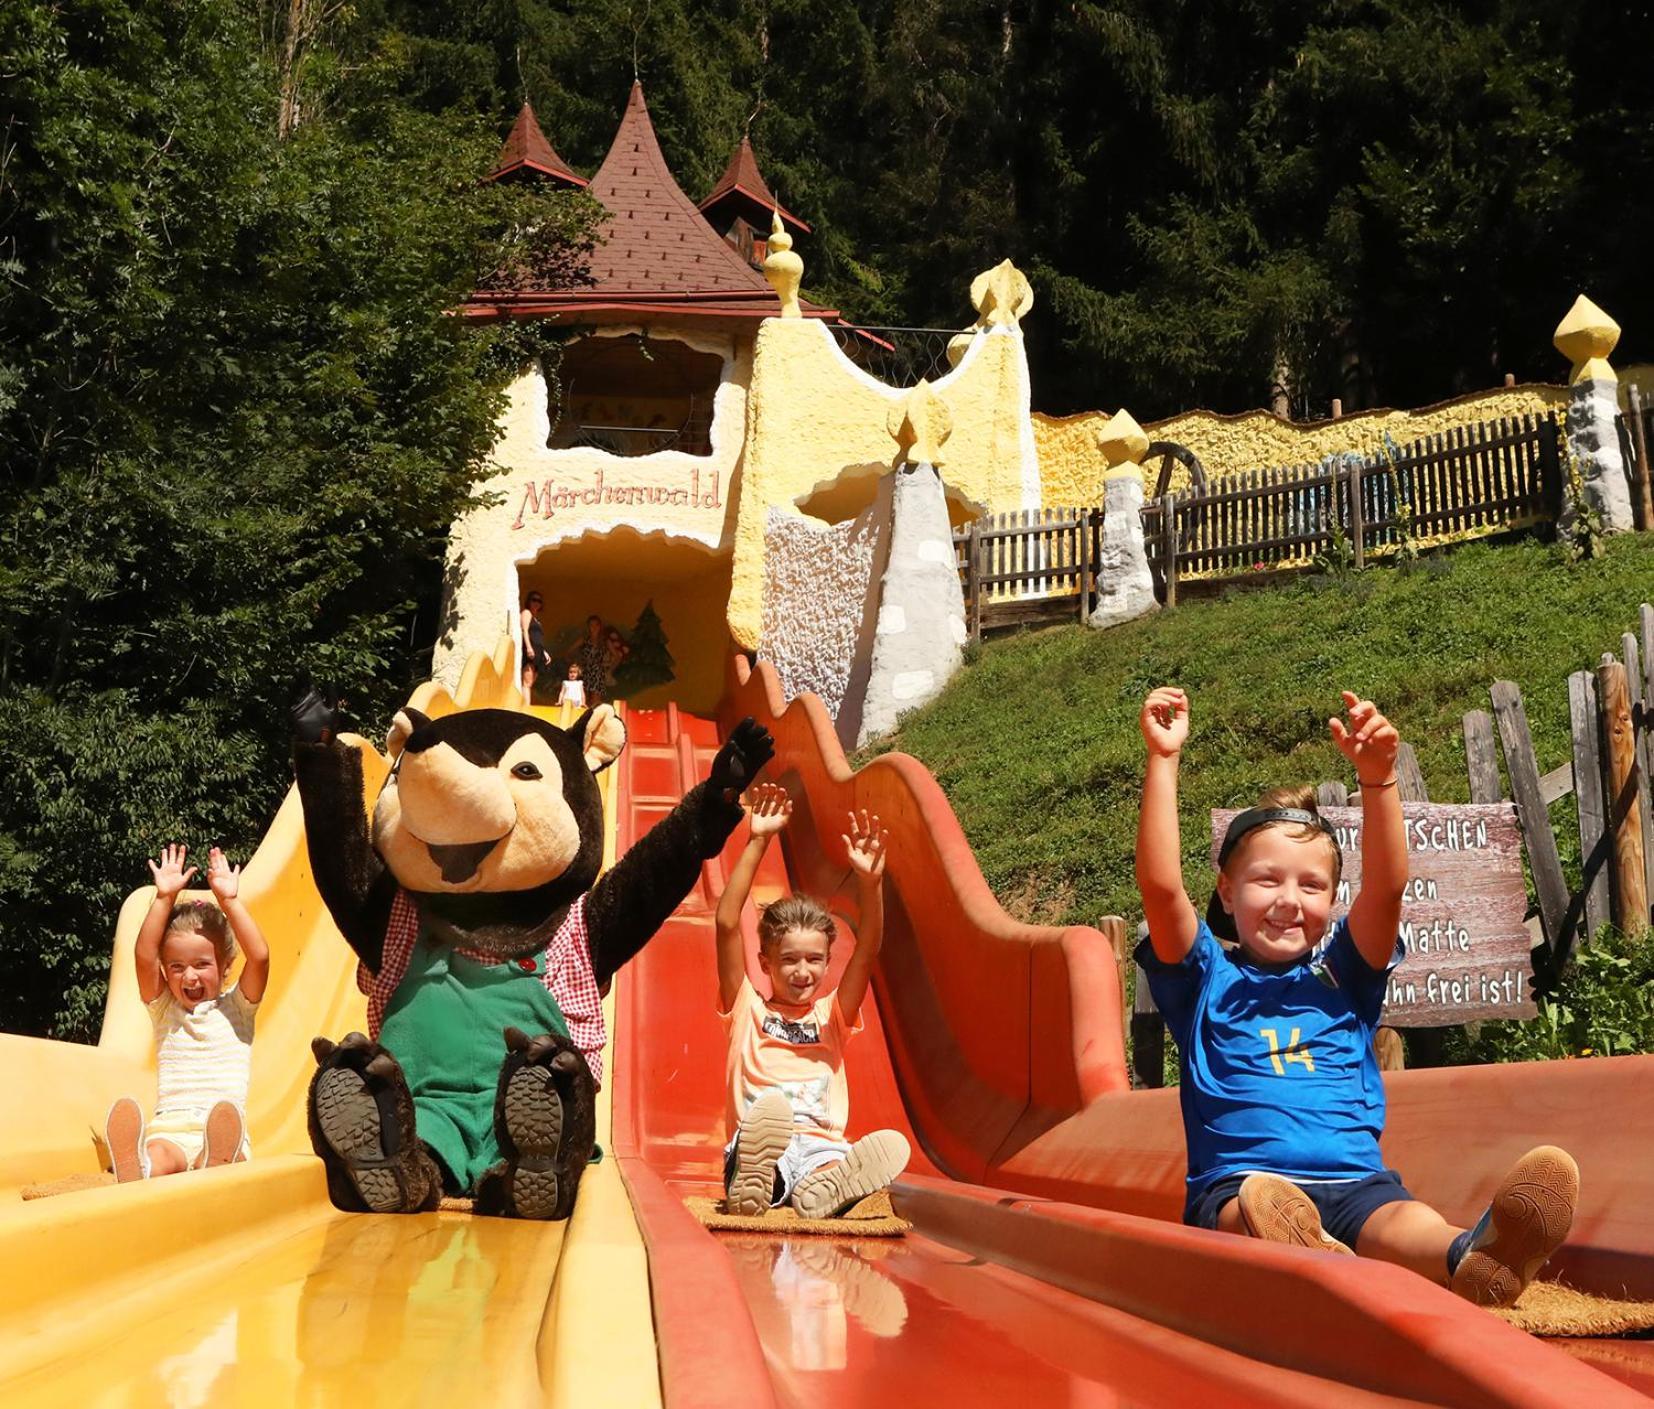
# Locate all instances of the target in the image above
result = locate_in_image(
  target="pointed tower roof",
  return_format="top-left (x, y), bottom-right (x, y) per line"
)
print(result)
top-left (466, 83), bottom-right (835, 325)
top-left (699, 135), bottom-right (810, 235)
top-left (486, 101), bottom-right (587, 188)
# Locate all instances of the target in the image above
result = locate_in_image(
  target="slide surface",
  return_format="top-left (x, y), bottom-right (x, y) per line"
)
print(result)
top-left (0, 645), bottom-right (659, 1408)
top-left (608, 660), bottom-right (1654, 1408)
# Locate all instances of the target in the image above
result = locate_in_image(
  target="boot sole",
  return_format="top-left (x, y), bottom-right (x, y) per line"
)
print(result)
top-left (500, 1062), bottom-right (566, 1220)
top-left (1451, 1146), bottom-right (1579, 1307)
top-left (313, 1065), bottom-right (407, 1213)
top-left (791, 1131), bottom-right (910, 1220)
top-left (106, 1098), bottom-right (146, 1184)
top-left (729, 1094), bottom-right (795, 1216)
top-left (1237, 1174), bottom-right (1354, 1255)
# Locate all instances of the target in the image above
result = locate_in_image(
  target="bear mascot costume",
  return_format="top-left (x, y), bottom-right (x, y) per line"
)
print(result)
top-left (290, 687), bottom-right (773, 1219)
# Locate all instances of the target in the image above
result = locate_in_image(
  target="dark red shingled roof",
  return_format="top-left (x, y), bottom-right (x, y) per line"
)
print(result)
top-left (466, 83), bottom-right (835, 324)
top-left (699, 135), bottom-right (810, 235)
top-left (486, 101), bottom-right (587, 187)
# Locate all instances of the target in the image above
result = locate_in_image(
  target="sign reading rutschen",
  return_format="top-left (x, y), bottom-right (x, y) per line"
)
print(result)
top-left (1210, 803), bottom-right (1538, 1026)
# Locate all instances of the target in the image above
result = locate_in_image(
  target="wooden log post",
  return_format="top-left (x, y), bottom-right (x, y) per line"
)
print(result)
top-left (1347, 454), bottom-right (1366, 570)
top-left (1569, 669), bottom-right (1611, 940)
top-left (1159, 492), bottom-right (1179, 608)
top-left (1597, 658), bottom-right (1648, 930)
top-left (1622, 630), bottom-right (1654, 911)
top-left (1315, 780), bottom-right (1349, 807)
top-left (1388, 745), bottom-right (1448, 1069)
top-left (965, 519), bottom-right (982, 644)
top-left (1077, 509), bottom-right (1094, 624)
top-left (1463, 709), bottom-right (1503, 803)
top-left (1098, 915), bottom-right (1130, 1025)
top-left (1394, 741), bottom-right (1427, 801)
top-left (1628, 385), bottom-right (1654, 533)
top-left (1132, 962), bottom-right (1165, 1089)
top-left (1490, 680), bottom-right (1573, 954)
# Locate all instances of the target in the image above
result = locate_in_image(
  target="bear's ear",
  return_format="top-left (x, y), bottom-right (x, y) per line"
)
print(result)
top-left (575, 704), bottom-right (626, 774)
top-left (386, 708), bottom-right (432, 761)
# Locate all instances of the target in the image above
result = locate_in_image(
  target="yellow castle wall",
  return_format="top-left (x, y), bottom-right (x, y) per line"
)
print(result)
top-left (728, 317), bottom-right (1039, 649)
top-left (1035, 383), bottom-right (1569, 503)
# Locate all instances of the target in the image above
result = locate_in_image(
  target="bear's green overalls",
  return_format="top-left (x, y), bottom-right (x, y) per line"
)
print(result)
top-left (379, 929), bottom-right (569, 1190)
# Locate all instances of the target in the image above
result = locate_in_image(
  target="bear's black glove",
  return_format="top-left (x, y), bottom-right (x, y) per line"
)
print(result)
top-left (710, 717), bottom-right (774, 800)
top-left (291, 679), bottom-right (343, 745)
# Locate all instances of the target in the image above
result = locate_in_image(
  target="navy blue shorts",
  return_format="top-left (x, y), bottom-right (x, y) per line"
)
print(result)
top-left (1186, 1170), bottom-right (1414, 1249)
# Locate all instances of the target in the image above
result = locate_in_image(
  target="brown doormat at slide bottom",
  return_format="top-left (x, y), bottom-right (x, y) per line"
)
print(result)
top-left (1491, 1280), bottom-right (1654, 1337)
top-left (21, 1171), bottom-right (117, 1199)
top-left (686, 1190), bottom-right (911, 1237)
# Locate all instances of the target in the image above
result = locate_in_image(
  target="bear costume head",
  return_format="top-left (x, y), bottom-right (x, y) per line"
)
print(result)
top-left (371, 704), bottom-right (626, 959)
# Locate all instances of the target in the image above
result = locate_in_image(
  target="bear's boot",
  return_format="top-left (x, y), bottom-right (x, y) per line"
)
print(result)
top-left (308, 1031), bottom-right (442, 1214)
top-left (474, 1027), bottom-right (596, 1220)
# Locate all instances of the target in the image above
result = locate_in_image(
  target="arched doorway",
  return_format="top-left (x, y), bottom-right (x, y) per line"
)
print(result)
top-left (518, 528), bottom-right (734, 713)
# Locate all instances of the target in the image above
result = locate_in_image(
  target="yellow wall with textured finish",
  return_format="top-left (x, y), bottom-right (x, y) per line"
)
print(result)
top-left (727, 318), bottom-right (1039, 649)
top-left (1035, 383), bottom-right (1568, 502)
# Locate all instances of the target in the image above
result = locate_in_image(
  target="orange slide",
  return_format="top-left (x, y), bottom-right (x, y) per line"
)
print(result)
top-left (609, 657), bottom-right (1654, 1407)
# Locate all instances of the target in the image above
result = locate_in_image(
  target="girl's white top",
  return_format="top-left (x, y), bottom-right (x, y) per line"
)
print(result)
top-left (148, 984), bottom-right (258, 1114)
top-left (557, 680), bottom-right (588, 706)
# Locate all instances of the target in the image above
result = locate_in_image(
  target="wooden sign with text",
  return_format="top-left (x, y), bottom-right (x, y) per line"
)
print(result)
top-left (1210, 803), bottom-right (1537, 1026)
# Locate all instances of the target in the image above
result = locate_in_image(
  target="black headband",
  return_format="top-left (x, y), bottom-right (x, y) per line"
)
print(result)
top-left (1208, 807), bottom-right (1341, 941)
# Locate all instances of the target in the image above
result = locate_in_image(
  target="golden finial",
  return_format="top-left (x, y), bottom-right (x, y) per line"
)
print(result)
top-left (969, 259), bottom-right (1034, 329)
top-left (1096, 408), bottom-right (1149, 475)
top-left (1554, 295), bottom-right (1621, 385)
top-left (887, 380), bottom-right (954, 466)
top-left (762, 210), bottom-right (803, 319)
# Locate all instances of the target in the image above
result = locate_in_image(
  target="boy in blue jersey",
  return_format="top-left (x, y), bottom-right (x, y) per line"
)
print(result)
top-left (1135, 685), bottom-right (1579, 1308)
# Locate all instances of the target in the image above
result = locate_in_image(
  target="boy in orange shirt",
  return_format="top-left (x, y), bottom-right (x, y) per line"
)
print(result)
top-left (716, 783), bottom-right (910, 1218)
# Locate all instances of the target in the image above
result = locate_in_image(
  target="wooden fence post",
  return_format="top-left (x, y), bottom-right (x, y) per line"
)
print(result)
top-left (1597, 658), bottom-right (1648, 931)
top-left (1098, 916), bottom-right (1130, 1026)
top-left (1462, 710), bottom-right (1503, 803)
top-left (965, 519), bottom-right (982, 644)
top-left (1315, 781), bottom-right (1349, 807)
top-left (1076, 509), bottom-right (1094, 625)
top-left (1394, 741), bottom-right (1427, 801)
top-left (1347, 455), bottom-right (1366, 570)
top-left (1621, 631), bottom-right (1654, 910)
top-left (1628, 385), bottom-right (1654, 532)
top-left (1490, 680), bottom-right (1572, 954)
top-left (1538, 414), bottom-right (1565, 522)
top-left (1132, 954), bottom-right (1165, 1089)
top-left (1569, 669), bottom-right (1611, 940)
top-left (1159, 493), bottom-right (1179, 608)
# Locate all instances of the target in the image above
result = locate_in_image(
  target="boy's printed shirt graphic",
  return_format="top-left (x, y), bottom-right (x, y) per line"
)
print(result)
top-left (1137, 916), bottom-right (1406, 1199)
top-left (761, 1011), bottom-right (822, 1046)
top-left (722, 975), bottom-right (863, 1142)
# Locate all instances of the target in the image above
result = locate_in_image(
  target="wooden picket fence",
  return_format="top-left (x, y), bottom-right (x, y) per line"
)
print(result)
top-left (953, 506), bottom-right (1104, 640)
top-left (1464, 602), bottom-right (1654, 954)
top-left (1142, 412), bottom-right (1563, 603)
top-left (1613, 385), bottom-right (1654, 531)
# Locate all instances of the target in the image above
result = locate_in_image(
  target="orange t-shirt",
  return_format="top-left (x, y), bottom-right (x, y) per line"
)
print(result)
top-left (722, 977), bottom-right (863, 1142)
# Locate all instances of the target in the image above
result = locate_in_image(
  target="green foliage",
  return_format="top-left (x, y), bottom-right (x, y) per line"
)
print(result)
top-left (1444, 928), bottom-right (1654, 1064)
top-left (868, 537), bottom-right (1654, 939)
top-left (0, 0), bottom-right (599, 1037)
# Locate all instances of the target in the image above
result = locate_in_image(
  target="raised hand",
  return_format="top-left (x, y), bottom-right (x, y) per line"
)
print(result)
top-left (844, 809), bottom-right (889, 880)
top-left (148, 843), bottom-right (198, 900)
top-left (1329, 690), bottom-right (1399, 785)
top-left (206, 846), bottom-right (241, 903)
top-left (1140, 686), bottom-right (1189, 757)
top-left (710, 717), bottom-right (775, 798)
top-left (744, 781), bottom-right (793, 839)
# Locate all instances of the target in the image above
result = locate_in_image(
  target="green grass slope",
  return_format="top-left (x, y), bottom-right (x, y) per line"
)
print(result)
top-left (868, 537), bottom-right (1654, 932)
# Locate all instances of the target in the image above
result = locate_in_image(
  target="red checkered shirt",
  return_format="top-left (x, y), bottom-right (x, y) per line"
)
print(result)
top-left (360, 889), bottom-right (607, 1088)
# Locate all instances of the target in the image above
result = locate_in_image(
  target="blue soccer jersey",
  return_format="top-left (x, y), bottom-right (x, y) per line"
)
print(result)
top-left (1137, 917), bottom-right (1404, 1206)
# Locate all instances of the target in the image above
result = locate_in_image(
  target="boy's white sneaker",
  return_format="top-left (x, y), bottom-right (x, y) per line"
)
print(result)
top-left (1450, 1145), bottom-right (1579, 1307)
top-left (728, 1091), bottom-right (795, 1216)
top-left (106, 1097), bottom-right (148, 1182)
top-left (1236, 1173), bottom-right (1354, 1255)
top-left (790, 1130), bottom-right (910, 1220)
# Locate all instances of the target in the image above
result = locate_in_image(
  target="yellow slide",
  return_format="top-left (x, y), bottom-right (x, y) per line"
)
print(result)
top-left (0, 641), bottom-right (660, 1407)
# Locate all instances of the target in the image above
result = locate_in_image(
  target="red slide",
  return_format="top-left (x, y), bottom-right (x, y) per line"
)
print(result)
top-left (610, 662), bottom-right (1654, 1408)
